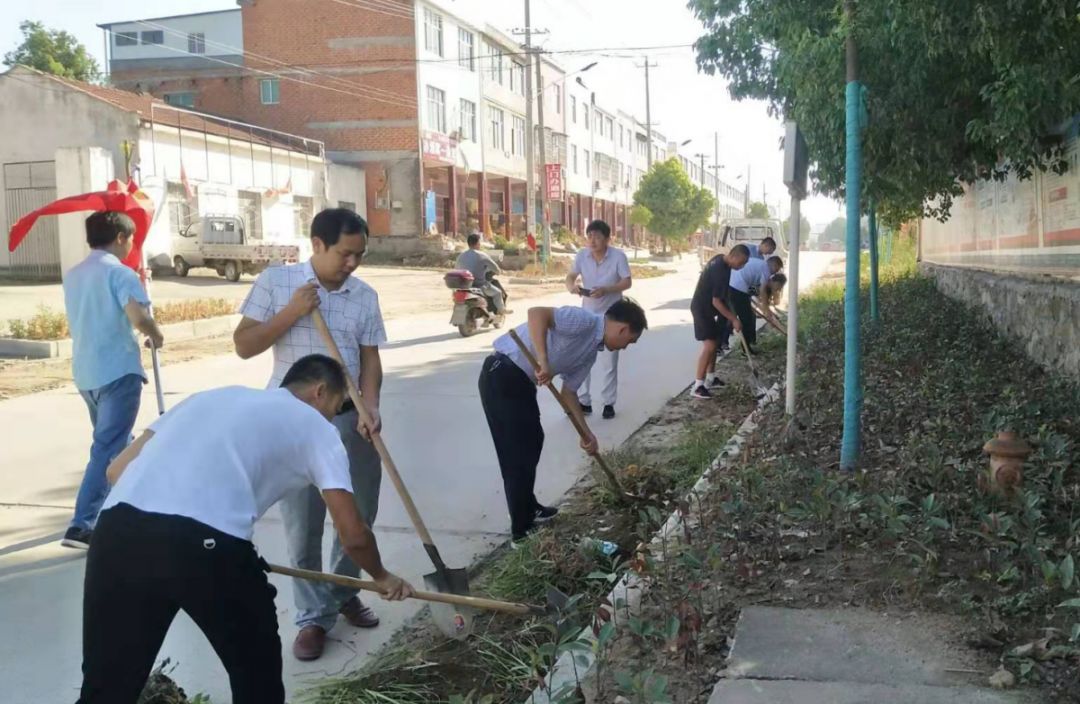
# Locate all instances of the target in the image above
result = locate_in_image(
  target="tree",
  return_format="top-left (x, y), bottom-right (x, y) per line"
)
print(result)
top-left (746, 201), bottom-right (771, 219)
top-left (822, 217), bottom-right (847, 243)
top-left (633, 159), bottom-right (715, 253)
top-left (782, 214), bottom-right (812, 238)
top-left (3, 21), bottom-right (100, 82)
top-left (629, 204), bottom-right (653, 229)
top-left (688, 1), bottom-right (1080, 226)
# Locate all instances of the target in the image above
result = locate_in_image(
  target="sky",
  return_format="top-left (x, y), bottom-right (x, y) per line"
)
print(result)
top-left (1, 0), bottom-right (844, 229)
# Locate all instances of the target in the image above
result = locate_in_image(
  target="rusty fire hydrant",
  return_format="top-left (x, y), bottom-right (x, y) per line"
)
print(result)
top-left (980, 431), bottom-right (1031, 497)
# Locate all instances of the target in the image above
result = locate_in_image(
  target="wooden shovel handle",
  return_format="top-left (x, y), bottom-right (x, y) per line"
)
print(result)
top-left (268, 563), bottom-right (535, 616)
top-left (506, 329), bottom-right (626, 494)
top-left (309, 309), bottom-right (438, 548)
top-left (750, 298), bottom-right (787, 336)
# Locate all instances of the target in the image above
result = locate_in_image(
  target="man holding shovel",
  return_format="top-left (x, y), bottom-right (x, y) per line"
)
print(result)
top-left (234, 208), bottom-right (386, 660)
top-left (479, 300), bottom-right (648, 543)
top-left (77, 354), bottom-right (412, 704)
top-left (690, 244), bottom-right (750, 399)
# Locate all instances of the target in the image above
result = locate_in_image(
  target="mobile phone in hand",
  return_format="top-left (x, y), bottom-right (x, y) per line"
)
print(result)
top-left (578, 287), bottom-right (593, 297)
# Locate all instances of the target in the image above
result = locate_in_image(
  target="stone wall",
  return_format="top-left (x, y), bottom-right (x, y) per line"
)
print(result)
top-left (921, 263), bottom-right (1080, 379)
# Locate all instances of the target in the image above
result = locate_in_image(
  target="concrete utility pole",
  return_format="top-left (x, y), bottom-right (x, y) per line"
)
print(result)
top-left (524, 0), bottom-right (536, 248)
top-left (534, 50), bottom-right (548, 269)
top-left (713, 131), bottom-right (720, 239)
top-left (636, 57), bottom-right (658, 169)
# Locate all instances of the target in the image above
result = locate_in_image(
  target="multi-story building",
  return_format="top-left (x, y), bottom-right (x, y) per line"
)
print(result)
top-left (98, 0), bottom-right (745, 244)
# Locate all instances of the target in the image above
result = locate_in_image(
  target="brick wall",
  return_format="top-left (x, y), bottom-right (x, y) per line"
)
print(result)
top-left (111, 0), bottom-right (422, 236)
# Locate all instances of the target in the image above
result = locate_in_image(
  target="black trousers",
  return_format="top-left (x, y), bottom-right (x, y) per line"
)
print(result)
top-left (78, 503), bottom-right (284, 704)
top-left (478, 354), bottom-right (544, 537)
top-left (730, 289), bottom-right (757, 346)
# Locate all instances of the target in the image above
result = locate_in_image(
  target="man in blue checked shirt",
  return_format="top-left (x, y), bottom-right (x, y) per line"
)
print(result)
top-left (234, 208), bottom-right (386, 662)
top-left (479, 300), bottom-right (648, 543)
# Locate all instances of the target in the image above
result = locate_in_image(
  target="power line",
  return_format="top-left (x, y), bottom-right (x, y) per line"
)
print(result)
top-left (134, 20), bottom-right (416, 108)
top-left (327, 0), bottom-right (415, 21)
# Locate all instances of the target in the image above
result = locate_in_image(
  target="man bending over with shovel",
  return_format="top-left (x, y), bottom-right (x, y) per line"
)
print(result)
top-left (479, 300), bottom-right (648, 544)
top-left (77, 354), bottom-right (412, 704)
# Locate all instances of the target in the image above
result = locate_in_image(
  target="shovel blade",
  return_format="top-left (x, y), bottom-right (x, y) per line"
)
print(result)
top-left (424, 569), bottom-right (476, 640)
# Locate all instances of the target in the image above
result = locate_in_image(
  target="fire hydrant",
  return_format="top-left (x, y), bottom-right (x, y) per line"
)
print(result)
top-left (980, 431), bottom-right (1031, 497)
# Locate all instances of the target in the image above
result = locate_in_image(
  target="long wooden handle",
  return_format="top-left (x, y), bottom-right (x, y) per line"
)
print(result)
top-left (309, 309), bottom-right (438, 548)
top-left (506, 329), bottom-right (626, 493)
top-left (750, 299), bottom-right (787, 336)
top-left (268, 563), bottom-right (534, 616)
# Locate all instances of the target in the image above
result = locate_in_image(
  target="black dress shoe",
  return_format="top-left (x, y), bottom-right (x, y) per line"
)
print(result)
top-left (602, 405), bottom-right (615, 419)
top-left (580, 404), bottom-right (593, 415)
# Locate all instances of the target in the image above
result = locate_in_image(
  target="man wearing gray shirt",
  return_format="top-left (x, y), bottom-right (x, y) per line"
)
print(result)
top-left (456, 233), bottom-right (507, 313)
top-left (565, 220), bottom-right (632, 419)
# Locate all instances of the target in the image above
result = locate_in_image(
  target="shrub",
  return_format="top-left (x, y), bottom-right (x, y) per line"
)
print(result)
top-left (4, 299), bottom-right (237, 340)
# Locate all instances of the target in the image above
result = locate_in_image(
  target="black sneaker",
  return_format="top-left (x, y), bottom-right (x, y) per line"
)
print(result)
top-left (61, 527), bottom-right (91, 550)
top-left (602, 405), bottom-right (615, 419)
top-left (580, 404), bottom-right (593, 416)
top-left (510, 524), bottom-right (540, 548)
top-left (709, 377), bottom-right (725, 388)
top-left (534, 505), bottom-right (559, 524)
top-left (690, 385), bottom-right (713, 400)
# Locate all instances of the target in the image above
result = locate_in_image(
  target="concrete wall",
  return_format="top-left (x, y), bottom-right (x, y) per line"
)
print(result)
top-left (328, 164), bottom-right (368, 218)
top-left (56, 147), bottom-right (116, 276)
top-left (922, 262), bottom-right (1080, 379)
top-left (0, 70), bottom-right (140, 271)
top-left (106, 10), bottom-right (243, 73)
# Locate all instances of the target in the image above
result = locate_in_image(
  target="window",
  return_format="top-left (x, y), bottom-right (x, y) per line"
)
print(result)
top-left (484, 41), bottom-right (503, 83)
top-left (584, 149), bottom-right (591, 177)
top-left (571, 144), bottom-right (578, 174)
top-left (570, 95), bottom-right (577, 123)
top-left (426, 86), bottom-right (446, 133)
top-left (511, 115), bottom-right (526, 156)
top-left (187, 32), bottom-right (206, 54)
top-left (510, 62), bottom-right (525, 95)
top-left (164, 92), bottom-right (195, 108)
top-left (458, 29), bottom-right (475, 71)
top-left (489, 106), bottom-right (504, 150)
top-left (606, 117), bottom-right (614, 139)
top-left (424, 8), bottom-right (444, 56)
top-left (459, 99), bottom-right (476, 141)
top-left (140, 30), bottom-right (164, 45)
top-left (583, 106), bottom-right (589, 131)
top-left (115, 31), bottom-right (137, 47)
top-left (260, 78), bottom-right (279, 105)
top-left (596, 113), bottom-right (604, 137)
top-left (339, 200), bottom-right (357, 212)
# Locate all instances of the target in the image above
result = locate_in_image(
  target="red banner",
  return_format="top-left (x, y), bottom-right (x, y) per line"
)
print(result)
top-left (545, 163), bottom-right (563, 200)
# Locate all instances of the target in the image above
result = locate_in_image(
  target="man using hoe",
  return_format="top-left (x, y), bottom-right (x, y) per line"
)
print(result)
top-left (479, 300), bottom-right (648, 543)
top-left (77, 354), bottom-right (413, 704)
top-left (729, 246), bottom-right (774, 354)
top-left (565, 219), bottom-right (632, 419)
top-left (456, 232), bottom-right (508, 313)
top-left (690, 244), bottom-right (750, 399)
top-left (61, 211), bottom-right (164, 549)
top-left (234, 208), bottom-right (386, 660)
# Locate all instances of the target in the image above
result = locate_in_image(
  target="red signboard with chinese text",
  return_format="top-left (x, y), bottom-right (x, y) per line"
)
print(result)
top-left (545, 163), bottom-right (563, 200)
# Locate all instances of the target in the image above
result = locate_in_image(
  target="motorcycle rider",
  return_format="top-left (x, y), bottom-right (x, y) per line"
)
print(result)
top-left (456, 233), bottom-right (507, 314)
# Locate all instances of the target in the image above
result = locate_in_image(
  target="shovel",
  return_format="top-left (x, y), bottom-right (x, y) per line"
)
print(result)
top-left (750, 298), bottom-right (787, 337)
top-left (268, 563), bottom-right (567, 618)
top-left (309, 309), bottom-right (475, 639)
top-left (737, 331), bottom-right (770, 400)
top-left (507, 329), bottom-right (648, 504)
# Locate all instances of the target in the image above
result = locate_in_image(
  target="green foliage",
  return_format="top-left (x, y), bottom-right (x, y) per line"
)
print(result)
top-left (4, 20), bottom-right (100, 82)
top-left (746, 201), bottom-right (771, 219)
top-left (688, 0), bottom-right (1080, 222)
top-left (629, 204), bottom-right (653, 229)
top-left (633, 159), bottom-right (715, 251)
top-left (822, 217), bottom-right (847, 243)
top-left (782, 214), bottom-right (812, 238)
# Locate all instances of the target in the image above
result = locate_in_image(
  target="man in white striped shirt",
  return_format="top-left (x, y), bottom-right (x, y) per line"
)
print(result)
top-left (234, 208), bottom-right (386, 661)
top-left (481, 300), bottom-right (648, 542)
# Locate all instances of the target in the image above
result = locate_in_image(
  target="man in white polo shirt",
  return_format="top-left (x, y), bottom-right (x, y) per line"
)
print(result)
top-left (234, 208), bottom-right (387, 660)
top-left (729, 249), bottom-right (773, 353)
top-left (565, 219), bottom-right (632, 419)
top-left (77, 355), bottom-right (412, 704)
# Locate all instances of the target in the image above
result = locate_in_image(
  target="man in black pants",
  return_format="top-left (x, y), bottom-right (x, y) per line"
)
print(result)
top-left (729, 245), bottom-right (773, 353)
top-left (479, 301), bottom-right (648, 543)
top-left (77, 355), bottom-right (413, 704)
top-left (690, 245), bottom-right (750, 399)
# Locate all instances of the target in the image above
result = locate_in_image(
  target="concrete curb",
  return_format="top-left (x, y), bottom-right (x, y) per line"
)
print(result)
top-left (526, 377), bottom-right (783, 703)
top-left (0, 314), bottom-right (242, 360)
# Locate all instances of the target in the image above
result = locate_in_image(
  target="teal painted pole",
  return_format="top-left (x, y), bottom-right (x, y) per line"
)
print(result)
top-left (869, 202), bottom-right (879, 322)
top-left (840, 0), bottom-right (862, 472)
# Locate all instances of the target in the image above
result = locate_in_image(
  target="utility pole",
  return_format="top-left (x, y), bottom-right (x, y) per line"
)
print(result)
top-left (744, 164), bottom-right (751, 215)
top-left (636, 57), bottom-right (658, 169)
top-left (713, 132), bottom-right (720, 240)
top-left (523, 0), bottom-right (536, 251)
top-left (534, 49), bottom-right (549, 270)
